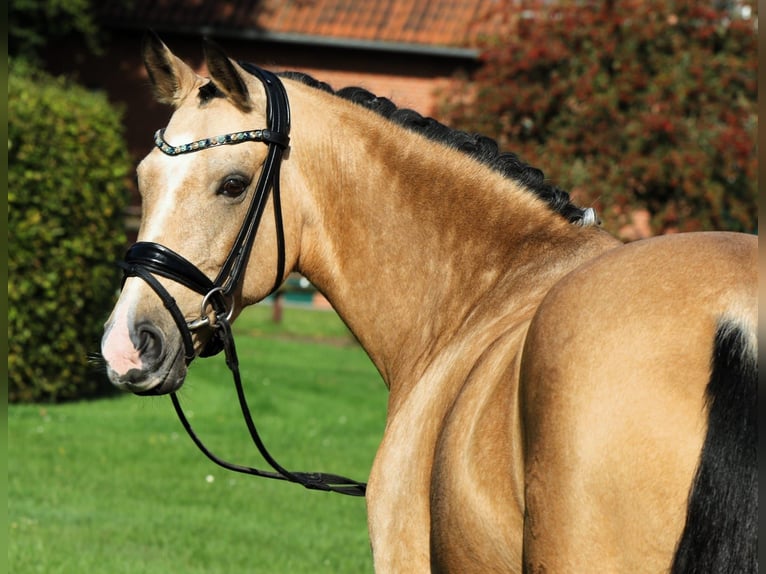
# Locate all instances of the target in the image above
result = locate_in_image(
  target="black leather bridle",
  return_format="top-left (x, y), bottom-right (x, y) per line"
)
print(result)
top-left (118, 62), bottom-right (366, 497)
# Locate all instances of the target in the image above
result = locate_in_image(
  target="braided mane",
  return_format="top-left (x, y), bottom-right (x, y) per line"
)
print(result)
top-left (277, 71), bottom-right (596, 226)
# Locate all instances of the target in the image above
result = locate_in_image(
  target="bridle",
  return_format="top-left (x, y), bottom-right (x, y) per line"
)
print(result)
top-left (118, 62), bottom-right (366, 497)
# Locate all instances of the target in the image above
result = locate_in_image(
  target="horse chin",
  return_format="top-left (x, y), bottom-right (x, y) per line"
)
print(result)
top-left (133, 363), bottom-right (187, 396)
top-left (135, 379), bottom-right (183, 396)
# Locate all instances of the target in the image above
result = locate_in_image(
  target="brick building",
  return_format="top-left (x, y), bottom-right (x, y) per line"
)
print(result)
top-left (45, 0), bottom-right (500, 164)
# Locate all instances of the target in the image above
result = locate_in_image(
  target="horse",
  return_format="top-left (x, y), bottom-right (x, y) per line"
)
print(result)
top-left (101, 34), bottom-right (757, 573)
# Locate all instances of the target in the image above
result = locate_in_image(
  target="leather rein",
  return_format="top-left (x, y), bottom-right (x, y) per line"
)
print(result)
top-left (118, 62), bottom-right (366, 497)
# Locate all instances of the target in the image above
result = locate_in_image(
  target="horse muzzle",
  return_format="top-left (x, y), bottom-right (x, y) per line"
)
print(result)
top-left (101, 306), bottom-right (189, 396)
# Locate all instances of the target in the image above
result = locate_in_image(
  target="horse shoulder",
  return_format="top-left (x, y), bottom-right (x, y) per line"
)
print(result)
top-left (429, 327), bottom-right (529, 573)
top-left (428, 229), bottom-right (621, 573)
top-left (518, 231), bottom-right (756, 572)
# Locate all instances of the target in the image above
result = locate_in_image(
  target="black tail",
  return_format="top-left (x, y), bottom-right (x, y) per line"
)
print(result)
top-left (671, 321), bottom-right (757, 573)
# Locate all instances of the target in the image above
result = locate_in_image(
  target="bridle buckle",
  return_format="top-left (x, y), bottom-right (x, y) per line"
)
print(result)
top-left (188, 286), bottom-right (234, 331)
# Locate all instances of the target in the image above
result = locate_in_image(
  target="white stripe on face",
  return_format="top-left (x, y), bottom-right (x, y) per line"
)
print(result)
top-left (101, 277), bottom-right (142, 376)
top-left (139, 137), bottom-right (200, 243)
top-left (102, 132), bottom-right (199, 376)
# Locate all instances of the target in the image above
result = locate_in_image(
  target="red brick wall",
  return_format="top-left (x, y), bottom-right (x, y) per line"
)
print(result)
top-left (45, 31), bottom-right (475, 162)
top-left (271, 67), bottom-right (450, 114)
top-left (43, 31), bottom-right (477, 240)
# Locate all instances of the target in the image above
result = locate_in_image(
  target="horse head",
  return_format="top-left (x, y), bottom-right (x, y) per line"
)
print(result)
top-left (101, 35), bottom-right (302, 394)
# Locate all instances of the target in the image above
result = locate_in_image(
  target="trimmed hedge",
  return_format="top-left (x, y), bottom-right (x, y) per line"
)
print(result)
top-left (8, 59), bottom-right (131, 402)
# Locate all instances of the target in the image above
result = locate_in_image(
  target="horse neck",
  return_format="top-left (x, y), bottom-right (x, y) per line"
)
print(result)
top-left (286, 85), bottom-right (613, 396)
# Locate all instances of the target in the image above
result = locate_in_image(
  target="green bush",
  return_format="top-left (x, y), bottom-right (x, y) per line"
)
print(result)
top-left (8, 59), bottom-right (131, 403)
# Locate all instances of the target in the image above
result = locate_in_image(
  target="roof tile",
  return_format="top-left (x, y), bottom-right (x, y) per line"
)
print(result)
top-left (100, 0), bottom-right (498, 48)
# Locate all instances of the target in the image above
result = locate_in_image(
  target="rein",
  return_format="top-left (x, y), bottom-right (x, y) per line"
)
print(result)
top-left (118, 63), bottom-right (366, 497)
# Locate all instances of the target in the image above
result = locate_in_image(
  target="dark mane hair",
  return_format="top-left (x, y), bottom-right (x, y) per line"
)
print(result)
top-left (277, 70), bottom-right (595, 225)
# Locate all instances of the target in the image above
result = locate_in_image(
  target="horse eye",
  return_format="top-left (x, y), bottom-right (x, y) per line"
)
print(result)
top-left (219, 177), bottom-right (248, 198)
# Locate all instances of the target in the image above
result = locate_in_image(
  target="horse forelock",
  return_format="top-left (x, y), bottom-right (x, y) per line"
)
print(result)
top-left (277, 70), bottom-right (594, 226)
top-left (198, 81), bottom-right (225, 105)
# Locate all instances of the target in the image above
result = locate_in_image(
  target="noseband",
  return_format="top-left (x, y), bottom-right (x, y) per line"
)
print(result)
top-left (119, 63), bottom-right (366, 497)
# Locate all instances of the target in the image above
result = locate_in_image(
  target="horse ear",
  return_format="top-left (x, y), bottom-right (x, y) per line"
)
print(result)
top-left (203, 38), bottom-right (253, 112)
top-left (142, 30), bottom-right (197, 107)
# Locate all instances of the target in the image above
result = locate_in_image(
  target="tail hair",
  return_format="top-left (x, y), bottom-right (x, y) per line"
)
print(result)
top-left (671, 320), bottom-right (757, 573)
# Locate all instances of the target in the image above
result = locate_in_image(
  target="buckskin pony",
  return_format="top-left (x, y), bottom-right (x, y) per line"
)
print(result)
top-left (101, 35), bottom-right (757, 573)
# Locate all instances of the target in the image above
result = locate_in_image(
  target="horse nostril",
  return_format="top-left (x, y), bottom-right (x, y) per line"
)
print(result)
top-left (134, 323), bottom-right (165, 369)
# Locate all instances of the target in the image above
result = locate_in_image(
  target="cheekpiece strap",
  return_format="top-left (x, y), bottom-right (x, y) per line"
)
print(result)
top-left (154, 127), bottom-right (289, 156)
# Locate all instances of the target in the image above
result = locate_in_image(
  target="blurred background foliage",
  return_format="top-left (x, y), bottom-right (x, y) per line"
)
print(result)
top-left (439, 0), bottom-right (757, 239)
top-left (8, 58), bottom-right (131, 402)
top-left (9, 0), bottom-right (102, 62)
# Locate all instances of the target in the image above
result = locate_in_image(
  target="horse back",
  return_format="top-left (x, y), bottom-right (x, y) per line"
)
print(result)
top-left (519, 231), bottom-right (756, 572)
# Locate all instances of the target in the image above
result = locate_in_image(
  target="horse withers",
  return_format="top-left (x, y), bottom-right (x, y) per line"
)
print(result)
top-left (101, 35), bottom-right (757, 572)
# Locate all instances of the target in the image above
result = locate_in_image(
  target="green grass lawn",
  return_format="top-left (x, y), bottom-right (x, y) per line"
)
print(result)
top-left (9, 305), bottom-right (388, 573)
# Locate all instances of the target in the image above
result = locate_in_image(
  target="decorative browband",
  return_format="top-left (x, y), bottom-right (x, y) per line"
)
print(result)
top-left (153, 127), bottom-right (288, 156)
